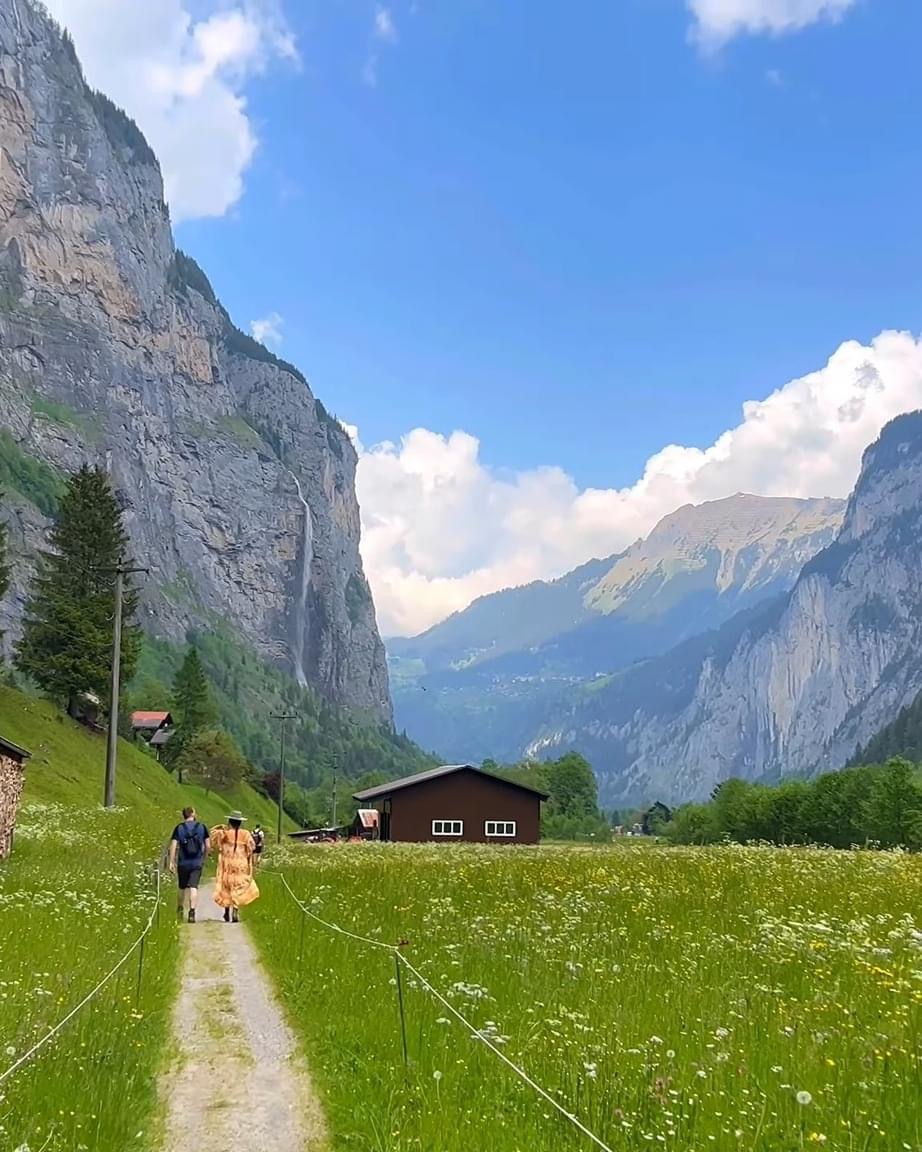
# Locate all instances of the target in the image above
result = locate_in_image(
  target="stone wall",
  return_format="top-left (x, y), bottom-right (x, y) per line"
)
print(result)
top-left (0, 751), bottom-right (24, 858)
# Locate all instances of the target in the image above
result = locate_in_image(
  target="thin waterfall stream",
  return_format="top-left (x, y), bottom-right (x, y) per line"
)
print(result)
top-left (287, 470), bottom-right (313, 687)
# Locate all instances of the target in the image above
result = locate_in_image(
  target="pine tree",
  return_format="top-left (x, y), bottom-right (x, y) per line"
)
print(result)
top-left (171, 647), bottom-right (217, 734)
top-left (16, 466), bottom-right (141, 716)
top-left (0, 491), bottom-right (10, 607)
top-left (167, 646), bottom-right (218, 777)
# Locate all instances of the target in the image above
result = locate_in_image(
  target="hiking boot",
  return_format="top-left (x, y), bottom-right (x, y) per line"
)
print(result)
top-left (188, 909), bottom-right (196, 924)
top-left (177, 907), bottom-right (185, 921)
top-left (231, 908), bottom-right (240, 924)
top-left (223, 907), bottom-right (231, 923)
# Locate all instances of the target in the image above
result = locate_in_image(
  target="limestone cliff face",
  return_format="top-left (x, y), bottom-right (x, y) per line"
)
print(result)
top-left (0, 0), bottom-right (391, 721)
top-left (529, 413), bottom-right (922, 805)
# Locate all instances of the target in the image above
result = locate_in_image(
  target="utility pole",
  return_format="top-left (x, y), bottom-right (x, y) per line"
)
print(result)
top-left (101, 563), bottom-right (148, 809)
top-left (331, 765), bottom-right (338, 830)
top-left (271, 712), bottom-right (297, 843)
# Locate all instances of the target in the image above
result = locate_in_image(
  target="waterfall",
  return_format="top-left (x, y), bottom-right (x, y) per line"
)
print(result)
top-left (287, 471), bottom-right (313, 687)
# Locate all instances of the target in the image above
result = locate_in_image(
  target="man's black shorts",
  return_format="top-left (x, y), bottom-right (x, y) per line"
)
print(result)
top-left (177, 865), bottom-right (203, 890)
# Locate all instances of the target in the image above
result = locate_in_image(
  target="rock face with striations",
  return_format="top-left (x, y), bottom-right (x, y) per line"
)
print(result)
top-left (528, 412), bottom-right (922, 805)
top-left (0, 0), bottom-right (391, 721)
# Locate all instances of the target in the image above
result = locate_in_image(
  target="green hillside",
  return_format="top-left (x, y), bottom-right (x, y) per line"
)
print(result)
top-left (1, 684), bottom-right (289, 833)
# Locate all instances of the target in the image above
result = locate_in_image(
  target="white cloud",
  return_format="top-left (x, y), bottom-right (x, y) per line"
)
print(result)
top-left (44, 0), bottom-right (298, 222)
top-left (250, 312), bottom-right (284, 347)
top-left (374, 6), bottom-right (398, 43)
top-left (356, 331), bottom-right (922, 636)
top-left (364, 4), bottom-right (398, 86)
top-left (688, 0), bottom-right (858, 47)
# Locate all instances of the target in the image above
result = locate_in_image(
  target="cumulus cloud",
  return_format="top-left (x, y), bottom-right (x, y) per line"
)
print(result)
top-left (250, 312), bottom-right (284, 347)
top-left (363, 4), bottom-right (398, 86)
top-left (374, 6), bottom-right (399, 43)
top-left (356, 331), bottom-right (922, 636)
top-left (688, 0), bottom-right (858, 47)
top-left (44, 0), bottom-right (298, 222)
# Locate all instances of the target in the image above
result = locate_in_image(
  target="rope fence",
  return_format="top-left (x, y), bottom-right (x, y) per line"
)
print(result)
top-left (272, 869), bottom-right (616, 1152)
top-left (0, 863), bottom-right (163, 1088)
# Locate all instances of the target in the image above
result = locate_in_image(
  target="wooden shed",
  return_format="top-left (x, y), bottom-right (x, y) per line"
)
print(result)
top-left (352, 764), bottom-right (548, 845)
top-left (0, 735), bottom-right (31, 860)
top-left (131, 710), bottom-right (173, 741)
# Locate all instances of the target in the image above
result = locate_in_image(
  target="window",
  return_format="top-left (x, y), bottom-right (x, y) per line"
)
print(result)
top-left (485, 821), bottom-right (516, 838)
top-left (432, 819), bottom-right (463, 837)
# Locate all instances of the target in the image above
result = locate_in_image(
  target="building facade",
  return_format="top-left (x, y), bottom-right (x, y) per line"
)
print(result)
top-left (353, 765), bottom-right (548, 845)
top-left (0, 736), bottom-right (31, 859)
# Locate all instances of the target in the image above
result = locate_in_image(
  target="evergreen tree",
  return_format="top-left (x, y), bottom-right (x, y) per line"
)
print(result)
top-left (0, 491), bottom-right (10, 612)
top-left (171, 647), bottom-right (217, 734)
top-left (167, 646), bottom-right (217, 778)
top-left (16, 466), bottom-right (140, 716)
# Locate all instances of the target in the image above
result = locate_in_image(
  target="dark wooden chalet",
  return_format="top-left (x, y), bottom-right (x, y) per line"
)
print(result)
top-left (352, 764), bottom-right (549, 845)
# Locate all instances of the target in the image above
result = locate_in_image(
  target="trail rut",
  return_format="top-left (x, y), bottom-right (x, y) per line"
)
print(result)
top-left (161, 882), bottom-right (327, 1152)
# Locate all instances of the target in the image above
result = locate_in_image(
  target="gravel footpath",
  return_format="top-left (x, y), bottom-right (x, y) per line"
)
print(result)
top-left (161, 882), bottom-right (328, 1152)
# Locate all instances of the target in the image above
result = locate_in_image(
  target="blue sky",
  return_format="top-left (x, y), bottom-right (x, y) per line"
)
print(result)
top-left (51, 0), bottom-right (922, 633)
top-left (174, 0), bottom-right (922, 490)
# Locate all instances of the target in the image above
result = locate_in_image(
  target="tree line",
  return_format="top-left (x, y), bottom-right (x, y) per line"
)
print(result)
top-left (0, 465), bottom-right (250, 796)
top-left (664, 759), bottom-right (922, 849)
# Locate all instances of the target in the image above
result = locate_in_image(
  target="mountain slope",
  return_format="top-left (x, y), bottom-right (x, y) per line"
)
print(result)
top-left (3, 683), bottom-right (289, 830)
top-left (0, 1), bottom-right (388, 720)
top-left (390, 495), bottom-right (843, 762)
top-left (529, 412), bottom-right (922, 805)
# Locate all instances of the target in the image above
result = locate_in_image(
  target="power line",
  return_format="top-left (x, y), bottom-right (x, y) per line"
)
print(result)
top-left (270, 712), bottom-right (298, 843)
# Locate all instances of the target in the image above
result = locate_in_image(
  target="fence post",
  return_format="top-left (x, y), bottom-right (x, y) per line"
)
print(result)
top-left (297, 908), bottom-right (306, 969)
top-left (135, 936), bottom-right (146, 1009)
top-left (394, 953), bottom-right (409, 1084)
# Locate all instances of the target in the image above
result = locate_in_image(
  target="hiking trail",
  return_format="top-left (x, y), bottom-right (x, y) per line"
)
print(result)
top-left (161, 881), bottom-right (328, 1152)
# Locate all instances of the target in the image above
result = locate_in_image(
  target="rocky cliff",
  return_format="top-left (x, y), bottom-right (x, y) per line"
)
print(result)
top-left (389, 494), bottom-right (843, 764)
top-left (0, 0), bottom-right (391, 721)
top-left (529, 412), bottom-right (922, 805)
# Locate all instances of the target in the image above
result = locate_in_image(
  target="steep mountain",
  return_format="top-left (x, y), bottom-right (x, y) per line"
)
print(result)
top-left (390, 494), bottom-right (844, 761)
top-left (528, 412), bottom-right (922, 805)
top-left (0, 1), bottom-right (389, 720)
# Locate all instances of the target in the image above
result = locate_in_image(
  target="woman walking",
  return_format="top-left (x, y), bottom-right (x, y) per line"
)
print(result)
top-left (212, 810), bottom-right (260, 922)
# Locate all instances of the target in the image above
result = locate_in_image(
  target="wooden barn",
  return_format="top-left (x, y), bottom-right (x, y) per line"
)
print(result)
top-left (131, 710), bottom-right (173, 742)
top-left (0, 735), bottom-right (31, 860)
top-left (352, 764), bottom-right (548, 845)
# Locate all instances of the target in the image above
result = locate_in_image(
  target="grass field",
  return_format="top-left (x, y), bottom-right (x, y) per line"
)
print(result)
top-left (0, 684), bottom-right (289, 1150)
top-left (0, 803), bottom-right (175, 1152)
top-left (254, 842), bottom-right (922, 1152)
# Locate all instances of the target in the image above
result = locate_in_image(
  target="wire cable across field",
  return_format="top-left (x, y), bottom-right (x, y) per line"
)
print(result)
top-left (273, 869), bottom-right (616, 1152)
top-left (0, 865), bottom-right (162, 1088)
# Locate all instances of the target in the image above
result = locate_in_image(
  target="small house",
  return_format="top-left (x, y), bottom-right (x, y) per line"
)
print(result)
top-left (349, 808), bottom-right (380, 840)
top-left (352, 764), bottom-right (549, 845)
top-left (131, 711), bottom-right (173, 745)
top-left (0, 735), bottom-right (31, 859)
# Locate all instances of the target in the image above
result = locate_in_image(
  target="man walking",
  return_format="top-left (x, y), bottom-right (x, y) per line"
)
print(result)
top-left (169, 806), bottom-right (210, 923)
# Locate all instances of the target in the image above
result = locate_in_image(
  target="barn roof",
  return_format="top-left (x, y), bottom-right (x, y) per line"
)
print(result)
top-left (0, 735), bottom-right (31, 762)
top-left (355, 808), bottom-right (379, 829)
top-left (353, 764), bottom-right (549, 802)
top-left (149, 728), bottom-right (174, 747)
top-left (131, 710), bottom-right (172, 729)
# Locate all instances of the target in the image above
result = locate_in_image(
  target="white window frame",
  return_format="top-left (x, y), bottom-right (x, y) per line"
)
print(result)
top-left (432, 819), bottom-right (463, 837)
top-left (485, 820), bottom-right (517, 838)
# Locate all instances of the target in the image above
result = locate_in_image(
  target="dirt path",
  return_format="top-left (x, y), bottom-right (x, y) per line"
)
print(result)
top-left (161, 882), bottom-right (328, 1152)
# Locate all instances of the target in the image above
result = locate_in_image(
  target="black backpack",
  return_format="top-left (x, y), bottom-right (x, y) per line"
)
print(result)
top-left (177, 822), bottom-right (203, 862)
